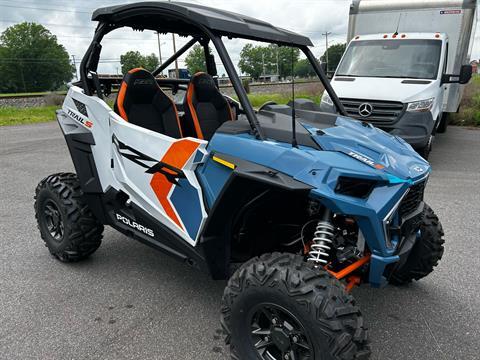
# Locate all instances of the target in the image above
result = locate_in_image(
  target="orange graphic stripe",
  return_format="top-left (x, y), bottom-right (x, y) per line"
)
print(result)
top-left (150, 139), bottom-right (200, 230)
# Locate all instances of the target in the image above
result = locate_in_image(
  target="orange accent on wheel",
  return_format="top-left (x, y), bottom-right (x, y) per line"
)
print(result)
top-left (150, 139), bottom-right (200, 230)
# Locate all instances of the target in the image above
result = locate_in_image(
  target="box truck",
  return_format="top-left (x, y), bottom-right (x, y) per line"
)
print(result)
top-left (319, 0), bottom-right (478, 158)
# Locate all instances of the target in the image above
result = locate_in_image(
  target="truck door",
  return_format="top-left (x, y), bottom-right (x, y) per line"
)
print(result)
top-left (110, 116), bottom-right (208, 246)
top-left (441, 42), bottom-right (449, 112)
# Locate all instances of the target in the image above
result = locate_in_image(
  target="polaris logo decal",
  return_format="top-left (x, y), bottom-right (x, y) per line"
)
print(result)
top-left (115, 213), bottom-right (154, 237)
top-left (347, 151), bottom-right (384, 170)
top-left (67, 108), bottom-right (93, 129)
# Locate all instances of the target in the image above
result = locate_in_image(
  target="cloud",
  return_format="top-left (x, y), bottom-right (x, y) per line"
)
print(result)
top-left (0, 0), bottom-right (478, 77)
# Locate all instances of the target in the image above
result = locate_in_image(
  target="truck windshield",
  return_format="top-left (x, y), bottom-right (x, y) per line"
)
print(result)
top-left (336, 39), bottom-right (442, 80)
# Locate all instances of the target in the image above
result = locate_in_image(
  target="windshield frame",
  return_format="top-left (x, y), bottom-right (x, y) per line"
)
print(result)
top-left (336, 39), bottom-right (443, 80)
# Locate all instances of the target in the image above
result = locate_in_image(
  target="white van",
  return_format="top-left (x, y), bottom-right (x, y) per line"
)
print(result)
top-left (320, 0), bottom-right (477, 158)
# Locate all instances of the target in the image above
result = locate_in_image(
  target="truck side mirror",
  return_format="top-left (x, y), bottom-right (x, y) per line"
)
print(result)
top-left (442, 64), bottom-right (473, 85)
top-left (459, 64), bottom-right (473, 84)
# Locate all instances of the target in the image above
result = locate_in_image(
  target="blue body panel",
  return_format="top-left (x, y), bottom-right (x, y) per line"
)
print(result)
top-left (198, 116), bottom-right (430, 287)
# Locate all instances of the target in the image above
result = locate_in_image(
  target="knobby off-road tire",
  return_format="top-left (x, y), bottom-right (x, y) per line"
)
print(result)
top-left (389, 204), bottom-right (445, 285)
top-left (34, 173), bottom-right (103, 262)
top-left (221, 253), bottom-right (370, 360)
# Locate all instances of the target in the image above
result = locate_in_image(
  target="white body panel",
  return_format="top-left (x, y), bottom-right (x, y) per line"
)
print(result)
top-left (62, 86), bottom-right (208, 246)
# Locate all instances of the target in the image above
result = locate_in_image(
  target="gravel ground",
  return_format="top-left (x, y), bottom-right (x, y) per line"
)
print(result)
top-left (0, 123), bottom-right (479, 360)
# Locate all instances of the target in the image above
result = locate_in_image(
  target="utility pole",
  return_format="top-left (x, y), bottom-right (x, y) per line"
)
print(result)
top-left (172, 33), bottom-right (179, 78)
top-left (71, 54), bottom-right (79, 80)
top-left (169, 0), bottom-right (179, 78)
top-left (276, 45), bottom-right (279, 77)
top-left (262, 52), bottom-right (265, 78)
top-left (156, 32), bottom-right (163, 76)
top-left (322, 31), bottom-right (332, 73)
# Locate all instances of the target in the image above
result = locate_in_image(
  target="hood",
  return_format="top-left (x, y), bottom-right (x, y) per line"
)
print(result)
top-left (304, 116), bottom-right (430, 182)
top-left (331, 76), bottom-right (439, 103)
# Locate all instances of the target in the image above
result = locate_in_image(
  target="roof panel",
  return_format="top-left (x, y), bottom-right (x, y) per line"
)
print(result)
top-left (92, 1), bottom-right (313, 46)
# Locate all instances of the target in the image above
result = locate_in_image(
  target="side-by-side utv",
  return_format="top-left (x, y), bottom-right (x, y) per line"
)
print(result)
top-left (34, 2), bottom-right (445, 359)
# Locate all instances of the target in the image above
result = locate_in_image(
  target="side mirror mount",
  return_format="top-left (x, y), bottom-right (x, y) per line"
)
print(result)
top-left (442, 64), bottom-right (473, 85)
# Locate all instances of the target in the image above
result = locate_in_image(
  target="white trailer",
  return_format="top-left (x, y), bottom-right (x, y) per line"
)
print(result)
top-left (321, 0), bottom-right (478, 158)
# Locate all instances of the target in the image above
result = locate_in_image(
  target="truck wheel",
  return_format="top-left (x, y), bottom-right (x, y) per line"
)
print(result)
top-left (34, 173), bottom-right (103, 262)
top-left (436, 114), bottom-right (448, 134)
top-left (221, 253), bottom-right (370, 360)
top-left (389, 204), bottom-right (444, 285)
top-left (417, 135), bottom-right (433, 160)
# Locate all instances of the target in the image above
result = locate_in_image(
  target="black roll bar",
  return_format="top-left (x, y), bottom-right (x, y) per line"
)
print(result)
top-left (152, 38), bottom-right (198, 77)
top-left (208, 32), bottom-right (266, 140)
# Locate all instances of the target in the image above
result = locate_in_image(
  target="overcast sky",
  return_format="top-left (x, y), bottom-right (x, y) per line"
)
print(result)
top-left (0, 0), bottom-right (479, 79)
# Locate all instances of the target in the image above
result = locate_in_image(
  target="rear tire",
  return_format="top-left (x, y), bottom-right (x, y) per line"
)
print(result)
top-left (34, 173), bottom-right (103, 262)
top-left (389, 204), bottom-right (445, 285)
top-left (221, 253), bottom-right (370, 360)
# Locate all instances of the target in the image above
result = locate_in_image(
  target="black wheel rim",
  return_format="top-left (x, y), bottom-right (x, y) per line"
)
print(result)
top-left (249, 303), bottom-right (314, 360)
top-left (43, 200), bottom-right (64, 241)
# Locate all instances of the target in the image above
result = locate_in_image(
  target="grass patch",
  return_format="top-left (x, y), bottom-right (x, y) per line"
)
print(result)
top-left (0, 106), bottom-right (59, 126)
top-left (449, 74), bottom-right (480, 127)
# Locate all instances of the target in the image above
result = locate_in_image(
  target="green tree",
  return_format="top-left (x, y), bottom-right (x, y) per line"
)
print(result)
top-left (238, 44), bottom-right (300, 79)
top-left (320, 43), bottom-right (346, 72)
top-left (0, 22), bottom-right (74, 93)
top-left (294, 58), bottom-right (315, 78)
top-left (185, 44), bottom-right (207, 74)
top-left (275, 45), bottom-right (300, 78)
top-left (238, 44), bottom-right (265, 80)
top-left (120, 51), bottom-right (159, 74)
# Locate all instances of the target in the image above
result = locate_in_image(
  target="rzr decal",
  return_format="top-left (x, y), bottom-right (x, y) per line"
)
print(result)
top-left (113, 136), bottom-right (202, 234)
top-left (113, 136), bottom-right (186, 185)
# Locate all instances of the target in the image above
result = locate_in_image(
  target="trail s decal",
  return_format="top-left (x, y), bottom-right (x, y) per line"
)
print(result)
top-left (347, 151), bottom-right (385, 170)
top-left (115, 213), bottom-right (154, 237)
top-left (67, 108), bottom-right (93, 129)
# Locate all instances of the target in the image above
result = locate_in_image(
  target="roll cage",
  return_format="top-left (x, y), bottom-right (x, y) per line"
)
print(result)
top-left (79, 1), bottom-right (346, 140)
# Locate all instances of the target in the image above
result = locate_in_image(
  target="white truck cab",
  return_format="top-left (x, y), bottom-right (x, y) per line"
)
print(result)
top-left (320, 0), bottom-right (477, 158)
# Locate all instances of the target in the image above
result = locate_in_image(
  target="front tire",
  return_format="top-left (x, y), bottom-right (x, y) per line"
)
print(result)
top-left (34, 173), bottom-right (103, 262)
top-left (436, 114), bottom-right (448, 134)
top-left (221, 253), bottom-right (370, 360)
top-left (389, 204), bottom-right (445, 285)
top-left (417, 135), bottom-right (433, 160)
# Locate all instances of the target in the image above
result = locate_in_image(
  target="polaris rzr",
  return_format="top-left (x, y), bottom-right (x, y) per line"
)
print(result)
top-left (34, 2), bottom-right (445, 359)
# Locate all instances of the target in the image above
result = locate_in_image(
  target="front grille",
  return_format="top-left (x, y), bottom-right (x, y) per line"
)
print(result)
top-left (399, 181), bottom-right (426, 218)
top-left (340, 98), bottom-right (405, 126)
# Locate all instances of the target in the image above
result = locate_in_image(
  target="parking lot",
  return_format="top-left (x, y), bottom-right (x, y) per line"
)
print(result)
top-left (0, 122), bottom-right (479, 360)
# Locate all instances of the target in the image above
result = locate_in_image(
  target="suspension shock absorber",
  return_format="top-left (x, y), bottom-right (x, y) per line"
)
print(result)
top-left (308, 208), bottom-right (334, 266)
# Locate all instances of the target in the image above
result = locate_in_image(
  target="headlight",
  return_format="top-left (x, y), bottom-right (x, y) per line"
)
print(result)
top-left (407, 98), bottom-right (434, 112)
top-left (321, 92), bottom-right (334, 106)
top-left (335, 177), bottom-right (377, 198)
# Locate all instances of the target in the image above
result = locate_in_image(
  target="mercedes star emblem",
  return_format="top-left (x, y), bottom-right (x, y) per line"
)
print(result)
top-left (358, 103), bottom-right (373, 117)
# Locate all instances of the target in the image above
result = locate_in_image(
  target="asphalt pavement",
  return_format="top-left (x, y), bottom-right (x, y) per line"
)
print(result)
top-left (1, 122), bottom-right (479, 360)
